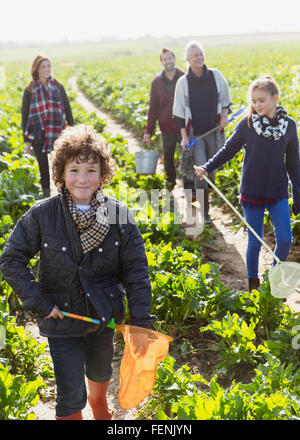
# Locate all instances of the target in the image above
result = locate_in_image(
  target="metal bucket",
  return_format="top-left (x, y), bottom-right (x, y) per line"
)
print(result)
top-left (135, 151), bottom-right (158, 175)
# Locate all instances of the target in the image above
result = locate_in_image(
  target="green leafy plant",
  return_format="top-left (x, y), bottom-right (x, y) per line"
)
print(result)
top-left (0, 363), bottom-right (45, 420)
top-left (171, 372), bottom-right (300, 420)
top-left (200, 313), bottom-right (269, 379)
top-left (138, 354), bottom-right (300, 420)
top-left (264, 312), bottom-right (300, 371)
top-left (137, 355), bottom-right (206, 420)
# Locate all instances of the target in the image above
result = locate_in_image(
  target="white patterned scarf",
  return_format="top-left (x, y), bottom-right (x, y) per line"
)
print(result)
top-left (252, 106), bottom-right (288, 141)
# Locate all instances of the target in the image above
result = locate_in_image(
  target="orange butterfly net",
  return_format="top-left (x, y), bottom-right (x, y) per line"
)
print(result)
top-left (61, 312), bottom-right (173, 409)
top-left (117, 324), bottom-right (173, 409)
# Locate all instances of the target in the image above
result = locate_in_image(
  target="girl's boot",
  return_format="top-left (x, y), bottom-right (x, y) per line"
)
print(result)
top-left (248, 278), bottom-right (260, 291)
top-left (87, 379), bottom-right (112, 420)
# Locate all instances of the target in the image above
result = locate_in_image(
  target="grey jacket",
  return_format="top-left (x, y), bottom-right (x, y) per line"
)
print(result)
top-left (172, 67), bottom-right (232, 128)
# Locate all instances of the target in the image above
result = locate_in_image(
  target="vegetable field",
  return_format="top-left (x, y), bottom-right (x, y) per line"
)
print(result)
top-left (1, 38), bottom-right (300, 420)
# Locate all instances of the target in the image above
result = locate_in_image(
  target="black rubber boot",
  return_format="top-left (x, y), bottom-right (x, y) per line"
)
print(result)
top-left (248, 278), bottom-right (260, 291)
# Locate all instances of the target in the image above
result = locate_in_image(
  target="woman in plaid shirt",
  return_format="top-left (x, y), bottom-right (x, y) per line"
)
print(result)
top-left (22, 54), bottom-right (74, 197)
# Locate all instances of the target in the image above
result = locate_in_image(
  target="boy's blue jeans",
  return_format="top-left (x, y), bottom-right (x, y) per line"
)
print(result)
top-left (48, 327), bottom-right (114, 418)
top-left (242, 198), bottom-right (292, 279)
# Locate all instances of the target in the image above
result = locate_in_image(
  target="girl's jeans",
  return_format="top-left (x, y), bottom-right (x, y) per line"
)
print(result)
top-left (48, 327), bottom-right (114, 418)
top-left (242, 198), bottom-right (292, 279)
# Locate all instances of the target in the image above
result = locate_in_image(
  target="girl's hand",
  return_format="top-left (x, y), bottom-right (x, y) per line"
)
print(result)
top-left (45, 305), bottom-right (64, 320)
top-left (195, 166), bottom-right (208, 179)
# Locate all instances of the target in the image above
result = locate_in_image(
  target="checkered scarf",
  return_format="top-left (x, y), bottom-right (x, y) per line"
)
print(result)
top-left (64, 188), bottom-right (110, 254)
top-left (25, 77), bottom-right (66, 153)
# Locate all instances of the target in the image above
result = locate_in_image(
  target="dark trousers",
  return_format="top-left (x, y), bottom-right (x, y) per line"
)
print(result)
top-left (48, 327), bottom-right (114, 418)
top-left (32, 141), bottom-right (50, 194)
top-left (161, 132), bottom-right (181, 186)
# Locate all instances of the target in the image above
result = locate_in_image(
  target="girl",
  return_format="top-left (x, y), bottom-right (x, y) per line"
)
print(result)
top-left (0, 125), bottom-right (156, 420)
top-left (22, 54), bottom-right (74, 197)
top-left (195, 75), bottom-right (300, 291)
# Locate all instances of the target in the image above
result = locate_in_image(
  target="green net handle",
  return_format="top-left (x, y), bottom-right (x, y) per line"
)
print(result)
top-left (197, 170), bottom-right (281, 265)
top-left (106, 318), bottom-right (116, 329)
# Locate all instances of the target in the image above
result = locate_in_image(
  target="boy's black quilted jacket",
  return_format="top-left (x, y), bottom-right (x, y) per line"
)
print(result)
top-left (0, 194), bottom-right (156, 337)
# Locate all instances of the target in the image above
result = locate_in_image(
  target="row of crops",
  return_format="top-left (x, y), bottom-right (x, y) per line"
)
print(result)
top-left (1, 42), bottom-right (300, 419)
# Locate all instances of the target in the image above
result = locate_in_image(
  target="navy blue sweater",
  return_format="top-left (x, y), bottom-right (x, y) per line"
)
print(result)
top-left (203, 116), bottom-right (300, 214)
top-left (187, 66), bottom-right (218, 135)
top-left (176, 65), bottom-right (218, 135)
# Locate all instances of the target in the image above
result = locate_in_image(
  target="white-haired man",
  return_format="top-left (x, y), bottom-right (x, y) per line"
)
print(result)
top-left (173, 41), bottom-right (231, 225)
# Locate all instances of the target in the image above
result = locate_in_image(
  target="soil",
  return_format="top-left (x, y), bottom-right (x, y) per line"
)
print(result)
top-left (27, 77), bottom-right (300, 420)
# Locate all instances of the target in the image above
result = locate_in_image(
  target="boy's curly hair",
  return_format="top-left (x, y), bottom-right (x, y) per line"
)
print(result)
top-left (51, 124), bottom-right (115, 190)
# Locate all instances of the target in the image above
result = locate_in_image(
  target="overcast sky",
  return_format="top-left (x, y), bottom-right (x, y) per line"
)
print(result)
top-left (1, 0), bottom-right (300, 43)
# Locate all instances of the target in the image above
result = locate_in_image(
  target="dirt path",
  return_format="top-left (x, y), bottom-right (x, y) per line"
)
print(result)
top-left (32, 76), bottom-right (299, 420)
top-left (69, 76), bottom-right (141, 153)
